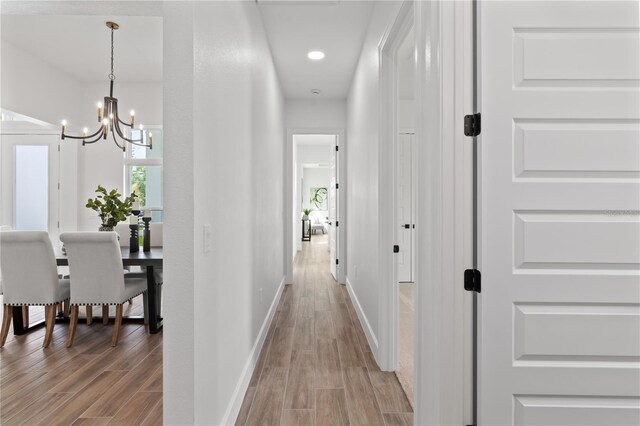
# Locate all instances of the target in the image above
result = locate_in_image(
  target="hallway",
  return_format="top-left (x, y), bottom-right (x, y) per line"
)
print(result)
top-left (235, 235), bottom-right (413, 425)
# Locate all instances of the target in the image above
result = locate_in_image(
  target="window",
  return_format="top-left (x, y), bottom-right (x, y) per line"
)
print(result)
top-left (125, 127), bottom-right (163, 222)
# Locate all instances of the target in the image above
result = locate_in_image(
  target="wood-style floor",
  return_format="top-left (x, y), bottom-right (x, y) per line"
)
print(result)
top-left (236, 235), bottom-right (413, 426)
top-left (0, 297), bottom-right (162, 425)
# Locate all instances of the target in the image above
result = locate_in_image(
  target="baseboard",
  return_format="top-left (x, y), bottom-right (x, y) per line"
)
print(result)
top-left (220, 276), bottom-right (286, 425)
top-left (345, 276), bottom-right (379, 354)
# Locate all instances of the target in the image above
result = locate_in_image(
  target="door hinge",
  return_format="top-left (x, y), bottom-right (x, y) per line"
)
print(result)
top-left (335, 183), bottom-right (339, 190)
top-left (336, 259), bottom-right (339, 265)
top-left (336, 145), bottom-right (339, 151)
top-left (336, 221), bottom-right (339, 227)
top-left (393, 245), bottom-right (400, 253)
top-left (58, 144), bottom-right (61, 152)
top-left (464, 113), bottom-right (481, 137)
top-left (464, 269), bottom-right (481, 292)
top-left (57, 182), bottom-right (60, 190)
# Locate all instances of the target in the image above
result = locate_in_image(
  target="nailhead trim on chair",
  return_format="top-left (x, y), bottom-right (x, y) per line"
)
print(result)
top-left (4, 298), bottom-right (70, 307)
top-left (71, 291), bottom-right (146, 306)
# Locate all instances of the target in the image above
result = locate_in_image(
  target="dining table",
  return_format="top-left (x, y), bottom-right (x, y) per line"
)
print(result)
top-left (10, 247), bottom-right (164, 335)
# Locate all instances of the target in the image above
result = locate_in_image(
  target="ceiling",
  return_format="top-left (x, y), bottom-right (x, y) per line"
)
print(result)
top-left (259, 1), bottom-right (374, 100)
top-left (1, 15), bottom-right (162, 83)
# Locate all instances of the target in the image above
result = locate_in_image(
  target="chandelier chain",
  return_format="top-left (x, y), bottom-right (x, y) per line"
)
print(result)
top-left (109, 27), bottom-right (116, 81)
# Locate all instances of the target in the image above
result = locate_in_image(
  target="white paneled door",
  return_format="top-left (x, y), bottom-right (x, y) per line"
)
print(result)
top-left (397, 133), bottom-right (413, 283)
top-left (479, 1), bottom-right (640, 425)
top-left (0, 134), bottom-right (60, 243)
top-left (329, 136), bottom-right (338, 281)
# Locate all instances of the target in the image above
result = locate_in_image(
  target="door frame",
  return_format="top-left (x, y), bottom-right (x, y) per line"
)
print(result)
top-left (0, 129), bottom-right (61, 245)
top-left (379, 1), bottom-right (475, 424)
top-left (285, 128), bottom-right (346, 285)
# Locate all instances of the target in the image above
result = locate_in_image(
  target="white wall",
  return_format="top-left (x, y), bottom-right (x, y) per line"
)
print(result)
top-left (398, 99), bottom-right (415, 130)
top-left (345, 1), bottom-right (402, 357)
top-left (0, 39), bottom-right (80, 234)
top-left (189, 2), bottom-right (285, 424)
top-left (285, 99), bottom-right (346, 129)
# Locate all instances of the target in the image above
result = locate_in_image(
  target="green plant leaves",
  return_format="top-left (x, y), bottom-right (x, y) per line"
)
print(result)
top-left (86, 186), bottom-right (138, 227)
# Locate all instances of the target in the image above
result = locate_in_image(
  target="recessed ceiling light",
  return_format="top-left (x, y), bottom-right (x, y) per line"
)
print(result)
top-left (311, 89), bottom-right (321, 95)
top-left (307, 50), bottom-right (325, 60)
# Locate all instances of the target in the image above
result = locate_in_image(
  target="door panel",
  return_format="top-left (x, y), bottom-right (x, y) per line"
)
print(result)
top-left (397, 133), bottom-right (413, 282)
top-left (329, 136), bottom-right (338, 280)
top-left (1, 134), bottom-right (60, 243)
top-left (479, 2), bottom-right (640, 424)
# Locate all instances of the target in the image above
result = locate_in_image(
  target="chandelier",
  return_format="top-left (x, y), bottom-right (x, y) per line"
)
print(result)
top-left (61, 21), bottom-right (152, 151)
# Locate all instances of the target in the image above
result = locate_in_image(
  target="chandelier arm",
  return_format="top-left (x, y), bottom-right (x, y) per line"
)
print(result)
top-left (117, 116), bottom-right (133, 128)
top-left (113, 121), bottom-right (141, 144)
top-left (82, 133), bottom-right (105, 145)
top-left (111, 128), bottom-right (126, 152)
top-left (63, 125), bottom-right (105, 140)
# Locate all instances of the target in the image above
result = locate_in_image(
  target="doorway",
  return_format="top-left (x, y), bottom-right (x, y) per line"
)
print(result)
top-left (395, 21), bottom-right (416, 406)
top-left (287, 130), bottom-right (345, 285)
top-left (292, 134), bottom-right (338, 278)
top-left (0, 120), bottom-right (61, 247)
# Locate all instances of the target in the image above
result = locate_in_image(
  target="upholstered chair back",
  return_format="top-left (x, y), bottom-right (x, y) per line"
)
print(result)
top-left (114, 224), bottom-right (130, 247)
top-left (0, 231), bottom-right (60, 305)
top-left (60, 232), bottom-right (127, 304)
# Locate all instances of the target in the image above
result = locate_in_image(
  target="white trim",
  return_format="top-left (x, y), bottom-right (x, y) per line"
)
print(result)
top-left (413, 1), bottom-right (473, 425)
top-left (378, 0), bottom-right (413, 372)
top-left (285, 127), bottom-right (346, 285)
top-left (221, 276), bottom-right (286, 426)
top-left (345, 277), bottom-right (379, 353)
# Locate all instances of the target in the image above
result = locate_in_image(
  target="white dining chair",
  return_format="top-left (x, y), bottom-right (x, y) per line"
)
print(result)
top-left (0, 231), bottom-right (71, 348)
top-left (60, 232), bottom-right (148, 347)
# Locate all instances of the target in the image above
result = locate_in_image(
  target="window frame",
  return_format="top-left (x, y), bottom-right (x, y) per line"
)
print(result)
top-left (124, 125), bottom-right (164, 215)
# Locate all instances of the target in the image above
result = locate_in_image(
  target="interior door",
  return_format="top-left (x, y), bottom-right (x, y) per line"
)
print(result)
top-left (479, 2), bottom-right (640, 424)
top-left (0, 134), bottom-right (60, 244)
top-left (397, 133), bottom-right (413, 282)
top-left (329, 136), bottom-right (338, 280)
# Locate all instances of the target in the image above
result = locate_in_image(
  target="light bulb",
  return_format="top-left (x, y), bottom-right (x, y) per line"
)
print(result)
top-left (130, 110), bottom-right (135, 116)
top-left (109, 113), bottom-right (114, 119)
top-left (102, 118), bottom-right (109, 126)
top-left (97, 102), bottom-right (103, 109)
top-left (83, 127), bottom-right (88, 135)
top-left (139, 124), bottom-right (144, 130)
top-left (61, 120), bottom-right (67, 126)
top-left (307, 50), bottom-right (325, 60)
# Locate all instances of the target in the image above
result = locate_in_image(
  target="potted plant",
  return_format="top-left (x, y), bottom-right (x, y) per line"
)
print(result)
top-left (302, 208), bottom-right (312, 220)
top-left (86, 185), bottom-right (137, 231)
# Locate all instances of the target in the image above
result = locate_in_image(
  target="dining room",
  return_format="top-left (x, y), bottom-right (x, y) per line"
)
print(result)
top-left (1, 13), bottom-right (165, 424)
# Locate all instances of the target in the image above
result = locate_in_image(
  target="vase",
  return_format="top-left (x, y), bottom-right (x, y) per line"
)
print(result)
top-left (99, 226), bottom-right (114, 232)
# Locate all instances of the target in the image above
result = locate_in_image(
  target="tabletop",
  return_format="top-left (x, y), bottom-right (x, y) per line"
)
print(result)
top-left (56, 247), bottom-right (163, 267)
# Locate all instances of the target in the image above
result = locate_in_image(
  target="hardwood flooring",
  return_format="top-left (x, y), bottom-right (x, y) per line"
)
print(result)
top-left (236, 235), bottom-right (412, 426)
top-left (0, 296), bottom-right (162, 425)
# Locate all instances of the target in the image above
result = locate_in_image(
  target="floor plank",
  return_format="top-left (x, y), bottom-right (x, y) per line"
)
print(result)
top-left (316, 389), bottom-right (350, 426)
top-left (382, 412), bottom-right (413, 426)
top-left (245, 367), bottom-right (288, 426)
top-left (235, 235), bottom-right (412, 426)
top-left (0, 295), bottom-right (163, 426)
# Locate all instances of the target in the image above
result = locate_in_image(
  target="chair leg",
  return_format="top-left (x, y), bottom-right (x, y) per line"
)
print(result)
top-left (128, 298), bottom-right (133, 305)
top-left (1, 305), bottom-right (12, 347)
top-left (22, 305), bottom-right (29, 328)
top-left (86, 305), bottom-right (93, 325)
top-left (66, 305), bottom-right (79, 348)
top-left (111, 304), bottom-right (123, 347)
top-left (102, 305), bottom-right (109, 325)
top-left (63, 299), bottom-right (70, 318)
top-left (43, 305), bottom-right (56, 348)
